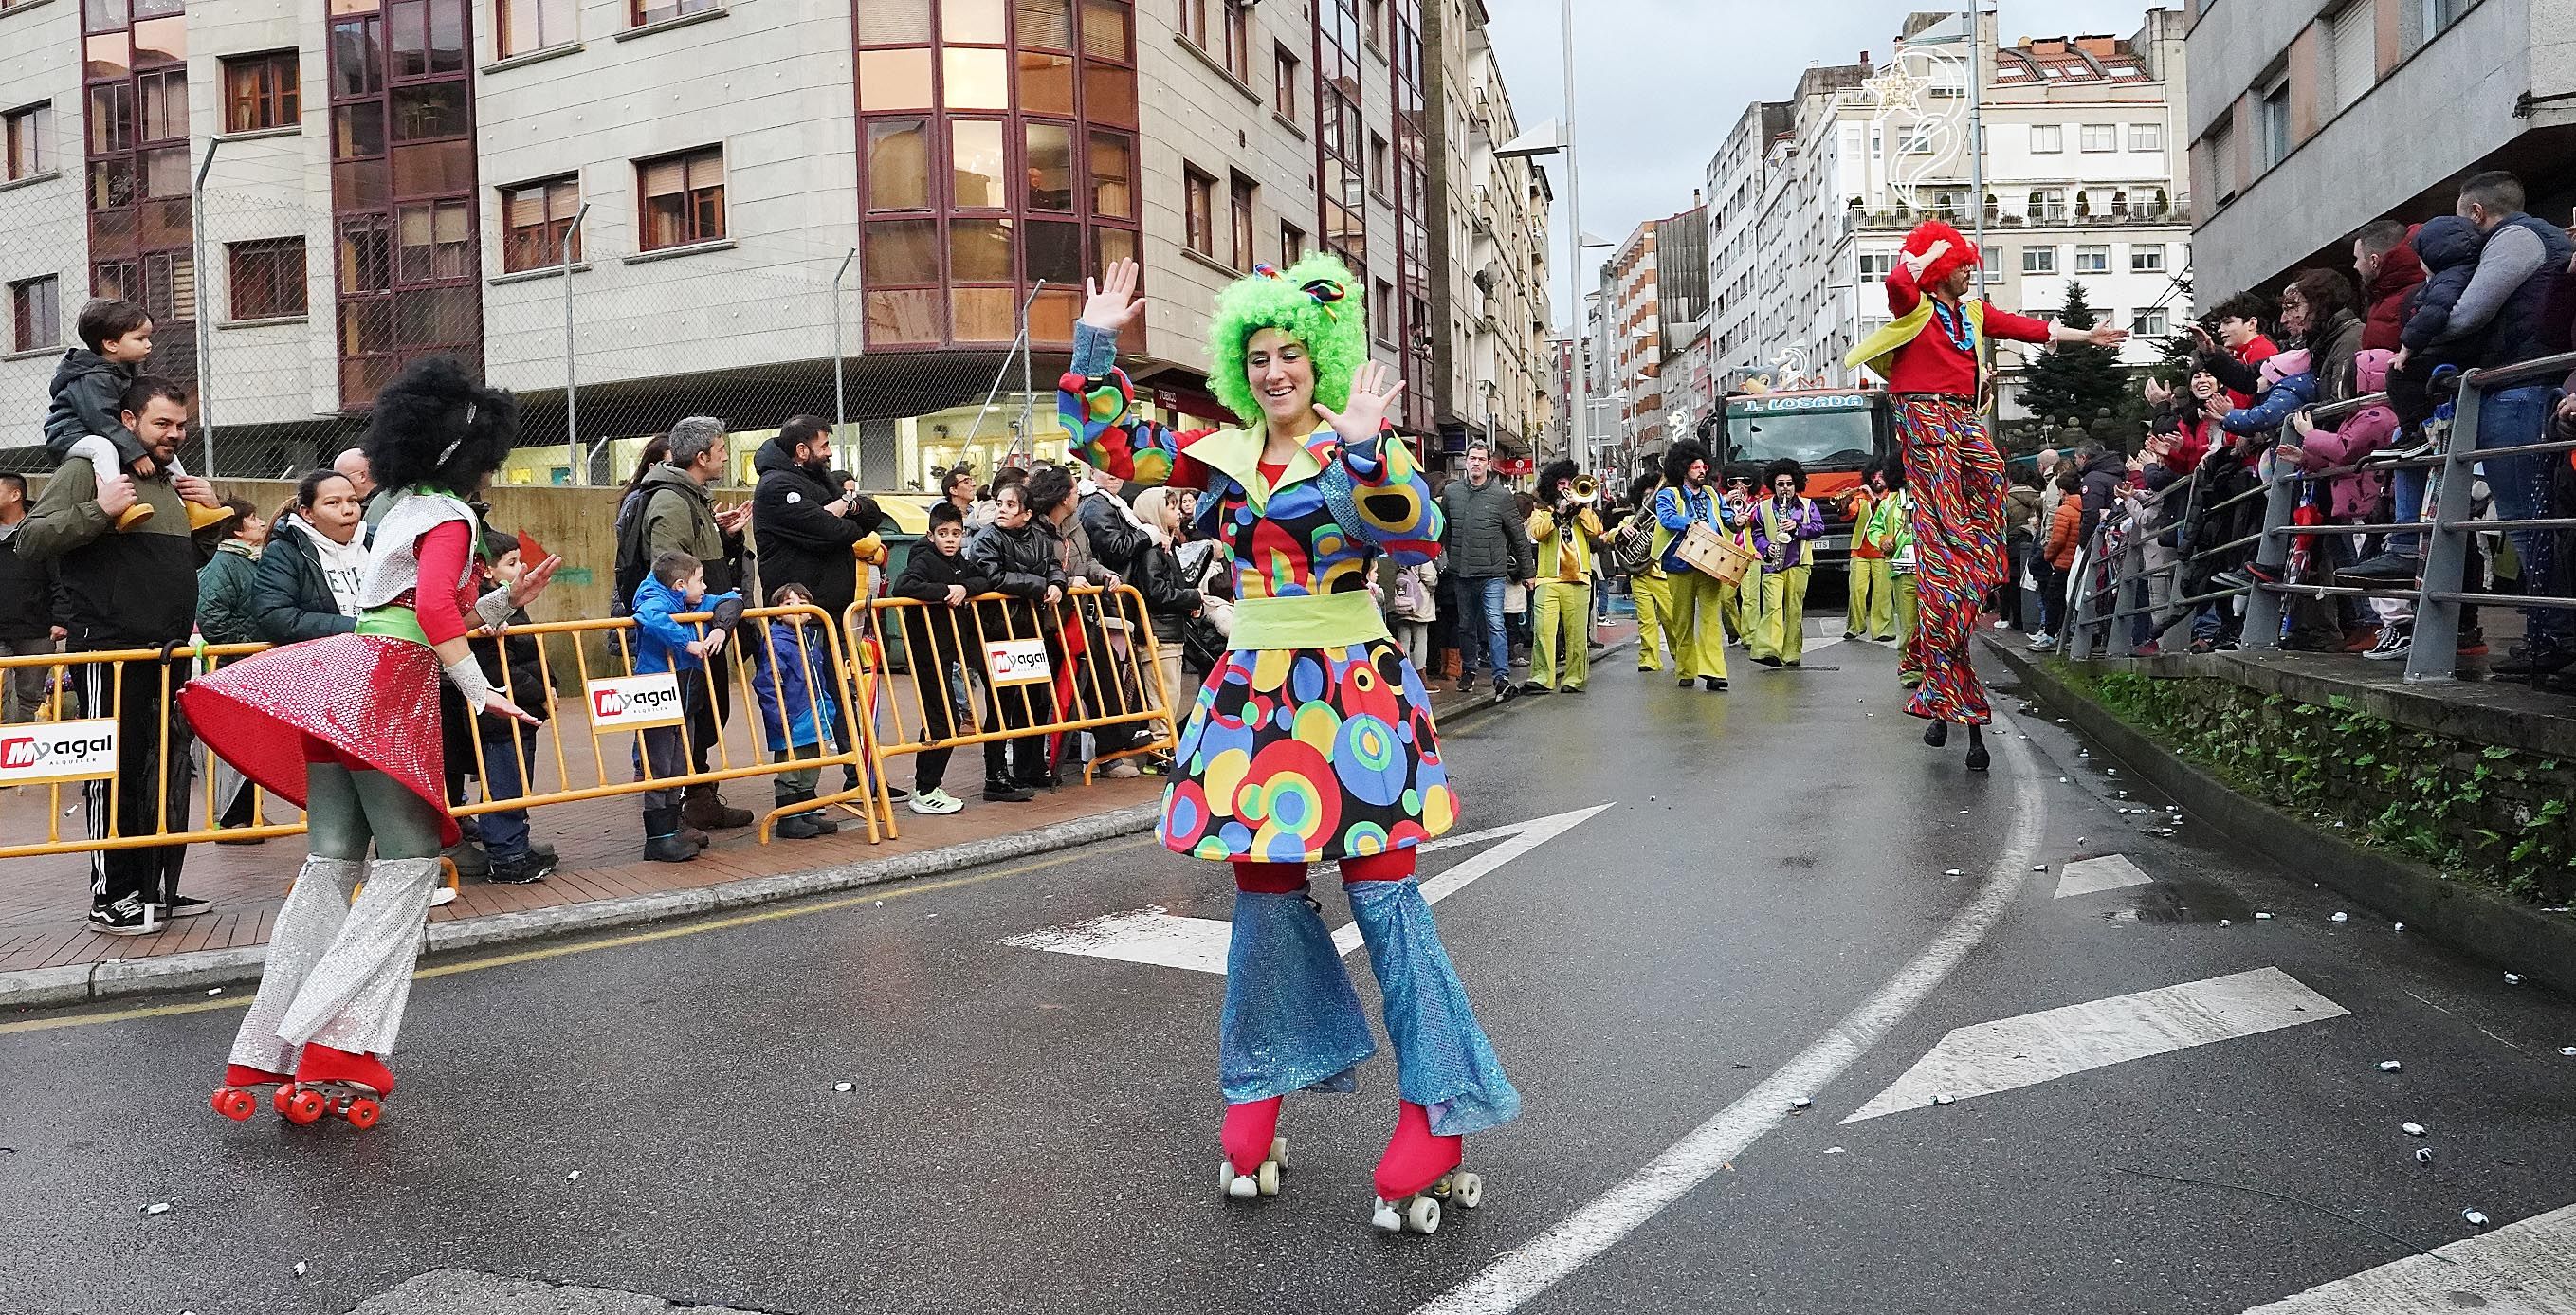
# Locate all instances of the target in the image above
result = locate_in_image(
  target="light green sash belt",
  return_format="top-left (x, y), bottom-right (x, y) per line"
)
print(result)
top-left (1231, 589), bottom-right (1391, 651)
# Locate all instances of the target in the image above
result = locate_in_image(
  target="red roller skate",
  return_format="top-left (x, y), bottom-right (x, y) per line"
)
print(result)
top-left (1371, 1100), bottom-right (1483, 1235)
top-left (210, 1065), bottom-right (291, 1122)
top-left (278, 1044), bottom-right (393, 1129)
top-left (1218, 1096), bottom-right (1287, 1200)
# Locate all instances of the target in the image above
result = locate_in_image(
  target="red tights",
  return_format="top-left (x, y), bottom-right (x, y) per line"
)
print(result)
top-left (1232, 849), bottom-right (1416, 893)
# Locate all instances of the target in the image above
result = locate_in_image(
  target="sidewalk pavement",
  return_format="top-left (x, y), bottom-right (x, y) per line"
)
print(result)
top-left (0, 673), bottom-right (1533, 1010)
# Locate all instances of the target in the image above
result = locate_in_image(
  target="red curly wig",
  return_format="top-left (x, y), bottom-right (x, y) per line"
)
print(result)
top-left (1903, 220), bottom-right (1979, 289)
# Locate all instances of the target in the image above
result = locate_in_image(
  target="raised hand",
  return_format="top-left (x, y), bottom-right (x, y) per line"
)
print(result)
top-left (1313, 360), bottom-right (1404, 445)
top-left (1080, 258), bottom-right (1145, 333)
top-left (509, 553), bottom-right (562, 608)
top-left (1901, 240), bottom-right (1951, 280)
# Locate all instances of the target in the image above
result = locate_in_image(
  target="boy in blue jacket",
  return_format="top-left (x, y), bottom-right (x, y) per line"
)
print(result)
top-left (749, 582), bottom-right (844, 840)
top-left (632, 549), bottom-right (740, 862)
top-left (2385, 214), bottom-right (2489, 431)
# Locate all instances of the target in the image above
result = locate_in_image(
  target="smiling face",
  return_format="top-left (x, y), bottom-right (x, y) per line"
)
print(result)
top-left (1244, 327), bottom-right (1317, 431)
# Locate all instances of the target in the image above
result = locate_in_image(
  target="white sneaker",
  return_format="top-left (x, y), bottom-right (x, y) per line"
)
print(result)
top-left (1104, 758), bottom-right (1142, 779)
top-left (908, 788), bottom-right (964, 815)
top-left (1991, 619), bottom-right (2011, 630)
top-left (2028, 633), bottom-right (2058, 652)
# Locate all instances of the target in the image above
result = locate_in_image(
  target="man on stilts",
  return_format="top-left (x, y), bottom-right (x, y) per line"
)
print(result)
top-left (1845, 222), bottom-right (2125, 770)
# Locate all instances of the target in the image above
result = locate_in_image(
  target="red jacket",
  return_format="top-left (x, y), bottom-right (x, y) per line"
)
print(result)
top-left (1880, 262), bottom-right (2054, 396)
top-left (2361, 229), bottom-right (2426, 353)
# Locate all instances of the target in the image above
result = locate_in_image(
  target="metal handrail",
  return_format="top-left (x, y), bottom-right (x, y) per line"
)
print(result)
top-left (2067, 344), bottom-right (2576, 671)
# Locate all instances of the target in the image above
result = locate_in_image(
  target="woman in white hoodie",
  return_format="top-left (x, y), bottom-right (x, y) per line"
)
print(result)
top-left (251, 469), bottom-right (371, 645)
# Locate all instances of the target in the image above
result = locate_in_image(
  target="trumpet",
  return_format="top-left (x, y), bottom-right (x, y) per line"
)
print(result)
top-left (1566, 475), bottom-right (1599, 505)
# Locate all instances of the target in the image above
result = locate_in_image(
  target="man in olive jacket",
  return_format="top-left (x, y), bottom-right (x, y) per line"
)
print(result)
top-left (632, 416), bottom-right (755, 830)
top-left (1436, 440), bottom-right (1533, 697)
top-left (18, 377), bottom-right (228, 934)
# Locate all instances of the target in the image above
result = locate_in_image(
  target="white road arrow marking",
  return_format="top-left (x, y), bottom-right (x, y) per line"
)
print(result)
top-left (1842, 966), bottom-right (2348, 1123)
top-left (997, 804), bottom-right (1611, 976)
top-left (2055, 854), bottom-right (2152, 899)
top-left (2240, 1202), bottom-right (2576, 1312)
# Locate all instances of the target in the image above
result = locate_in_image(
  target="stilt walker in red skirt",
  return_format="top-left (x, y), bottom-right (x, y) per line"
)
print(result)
top-left (187, 358), bottom-right (557, 1126)
top-left (1845, 222), bottom-right (2125, 770)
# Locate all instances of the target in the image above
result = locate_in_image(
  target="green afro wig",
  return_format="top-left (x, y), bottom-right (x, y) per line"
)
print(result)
top-left (1206, 253), bottom-right (1370, 429)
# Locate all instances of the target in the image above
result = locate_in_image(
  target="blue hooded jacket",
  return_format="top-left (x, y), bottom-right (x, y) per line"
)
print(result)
top-left (749, 616), bottom-right (843, 753)
top-left (2399, 215), bottom-right (2487, 355)
top-left (630, 574), bottom-right (741, 676)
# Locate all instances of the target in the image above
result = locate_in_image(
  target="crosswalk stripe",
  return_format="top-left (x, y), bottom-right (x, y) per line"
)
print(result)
top-left (2240, 1202), bottom-right (2576, 1312)
top-left (1841, 967), bottom-right (2348, 1123)
top-left (996, 804), bottom-right (1611, 976)
top-left (2055, 854), bottom-right (2152, 899)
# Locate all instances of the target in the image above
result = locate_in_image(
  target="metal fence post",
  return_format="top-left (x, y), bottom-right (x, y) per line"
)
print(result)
top-left (2067, 533), bottom-right (2099, 660)
top-left (559, 204), bottom-right (590, 484)
top-left (2108, 514), bottom-right (2144, 657)
top-left (2403, 373), bottom-right (2478, 682)
top-left (189, 141), bottom-right (220, 477)
top-left (2238, 440), bottom-right (2296, 650)
top-left (832, 247), bottom-right (856, 432)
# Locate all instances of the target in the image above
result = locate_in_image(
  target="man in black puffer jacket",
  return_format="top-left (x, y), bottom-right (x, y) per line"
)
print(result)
top-left (750, 415), bottom-right (883, 625)
top-left (750, 414), bottom-right (887, 799)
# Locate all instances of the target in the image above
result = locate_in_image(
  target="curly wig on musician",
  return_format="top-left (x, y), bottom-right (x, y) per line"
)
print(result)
top-left (1536, 458), bottom-right (1580, 499)
top-left (363, 356), bottom-right (521, 494)
top-left (1661, 438), bottom-right (1711, 487)
top-left (1207, 252), bottom-right (1369, 429)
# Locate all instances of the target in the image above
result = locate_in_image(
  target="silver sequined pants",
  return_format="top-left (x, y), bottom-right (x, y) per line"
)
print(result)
top-left (228, 855), bottom-right (442, 1069)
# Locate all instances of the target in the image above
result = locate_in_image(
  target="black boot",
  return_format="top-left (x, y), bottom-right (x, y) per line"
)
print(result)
top-left (682, 782), bottom-right (754, 831)
top-left (643, 807), bottom-right (698, 863)
top-left (1923, 720), bottom-right (1949, 747)
top-left (984, 774), bottom-right (1035, 803)
top-left (776, 790), bottom-right (835, 840)
top-left (1964, 725), bottom-right (1990, 773)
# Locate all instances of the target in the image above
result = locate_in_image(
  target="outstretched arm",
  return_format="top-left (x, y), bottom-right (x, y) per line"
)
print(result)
top-left (1062, 259), bottom-right (1206, 489)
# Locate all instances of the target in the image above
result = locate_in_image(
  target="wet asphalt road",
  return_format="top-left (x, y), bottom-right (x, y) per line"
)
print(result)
top-left (3, 632), bottom-right (2572, 1315)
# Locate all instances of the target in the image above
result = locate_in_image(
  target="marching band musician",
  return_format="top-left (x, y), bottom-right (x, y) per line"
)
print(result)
top-left (1522, 460), bottom-right (1604, 696)
top-left (1649, 440), bottom-right (1730, 693)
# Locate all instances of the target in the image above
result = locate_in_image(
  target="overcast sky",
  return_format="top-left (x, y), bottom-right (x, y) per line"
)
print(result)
top-left (1478, 0), bottom-right (2178, 328)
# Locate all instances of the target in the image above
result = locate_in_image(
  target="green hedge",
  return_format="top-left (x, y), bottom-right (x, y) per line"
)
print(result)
top-left (2066, 667), bottom-right (2575, 905)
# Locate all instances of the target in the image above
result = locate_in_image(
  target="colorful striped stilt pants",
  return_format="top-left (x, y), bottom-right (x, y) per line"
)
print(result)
top-left (1893, 394), bottom-right (2003, 725)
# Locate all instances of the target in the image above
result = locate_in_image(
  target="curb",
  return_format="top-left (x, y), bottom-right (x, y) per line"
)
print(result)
top-left (1981, 634), bottom-right (2576, 997)
top-left (0, 804), bottom-right (1162, 1014)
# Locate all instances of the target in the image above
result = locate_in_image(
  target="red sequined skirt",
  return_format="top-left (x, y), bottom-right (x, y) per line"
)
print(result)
top-left (178, 633), bottom-right (458, 845)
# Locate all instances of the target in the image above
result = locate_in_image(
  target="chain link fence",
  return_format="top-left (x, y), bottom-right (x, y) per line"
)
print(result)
top-left (4, 166), bottom-right (1079, 493)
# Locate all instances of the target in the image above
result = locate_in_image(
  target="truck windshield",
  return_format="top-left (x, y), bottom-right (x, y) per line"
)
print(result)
top-left (1726, 399), bottom-right (1876, 467)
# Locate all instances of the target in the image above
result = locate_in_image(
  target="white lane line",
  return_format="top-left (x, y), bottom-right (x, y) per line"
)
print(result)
top-left (2055, 853), bottom-right (2153, 899)
top-left (1840, 966), bottom-right (2348, 1123)
top-left (2240, 1202), bottom-right (2576, 1313)
top-left (1411, 718), bottom-right (2048, 1315)
top-left (997, 805), bottom-right (1612, 976)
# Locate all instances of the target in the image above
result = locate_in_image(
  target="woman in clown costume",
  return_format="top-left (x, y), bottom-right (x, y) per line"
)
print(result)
top-left (1844, 222), bottom-right (2125, 770)
top-left (1062, 256), bottom-right (1515, 1234)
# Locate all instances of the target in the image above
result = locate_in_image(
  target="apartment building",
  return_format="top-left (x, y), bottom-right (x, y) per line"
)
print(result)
top-left (1422, 0), bottom-right (1551, 464)
top-left (2185, 0), bottom-right (2576, 301)
top-left (1705, 8), bottom-right (2189, 419)
top-left (1704, 99), bottom-right (1791, 392)
top-left (0, 0), bottom-right (1485, 484)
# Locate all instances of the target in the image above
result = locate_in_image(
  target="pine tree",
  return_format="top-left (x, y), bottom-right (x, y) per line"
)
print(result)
top-left (2016, 281), bottom-right (2128, 431)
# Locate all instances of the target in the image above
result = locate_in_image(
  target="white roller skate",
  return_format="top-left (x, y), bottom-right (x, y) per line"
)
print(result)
top-left (1219, 1095), bottom-right (1288, 1200)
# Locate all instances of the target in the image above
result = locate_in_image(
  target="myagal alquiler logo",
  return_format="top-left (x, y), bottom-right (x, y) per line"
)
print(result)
top-left (584, 674), bottom-right (685, 731)
top-left (0, 719), bottom-right (119, 785)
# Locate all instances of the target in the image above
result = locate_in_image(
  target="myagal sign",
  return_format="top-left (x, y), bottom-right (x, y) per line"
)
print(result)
top-left (586, 673), bottom-right (685, 732)
top-left (984, 637), bottom-right (1053, 687)
top-left (0, 719), bottom-right (119, 785)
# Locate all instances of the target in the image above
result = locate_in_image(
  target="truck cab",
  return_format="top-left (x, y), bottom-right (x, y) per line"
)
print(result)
top-left (1717, 388), bottom-right (1895, 592)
